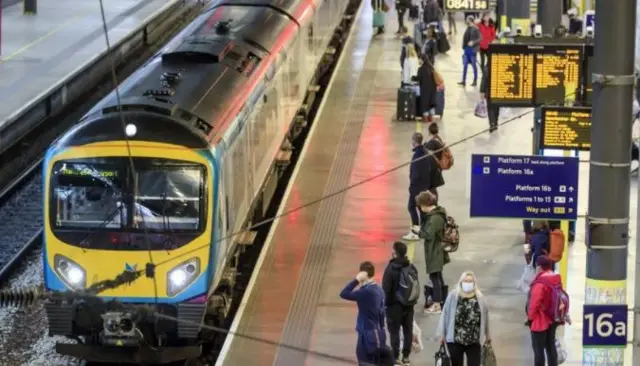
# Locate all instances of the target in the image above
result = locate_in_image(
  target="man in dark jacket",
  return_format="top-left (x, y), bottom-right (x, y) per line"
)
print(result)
top-left (403, 132), bottom-right (433, 241)
top-left (459, 16), bottom-right (482, 86)
top-left (382, 242), bottom-right (418, 365)
top-left (479, 64), bottom-right (499, 131)
top-left (395, 0), bottom-right (411, 35)
top-left (423, 0), bottom-right (441, 24)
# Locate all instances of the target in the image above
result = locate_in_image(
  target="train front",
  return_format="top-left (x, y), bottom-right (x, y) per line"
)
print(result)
top-left (42, 110), bottom-right (217, 364)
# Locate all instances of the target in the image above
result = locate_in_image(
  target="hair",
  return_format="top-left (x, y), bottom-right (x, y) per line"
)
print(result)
top-left (536, 255), bottom-right (553, 271)
top-left (428, 122), bottom-right (439, 135)
top-left (412, 132), bottom-right (423, 145)
top-left (359, 261), bottom-right (375, 278)
top-left (415, 190), bottom-right (437, 207)
top-left (393, 241), bottom-right (408, 258)
top-left (406, 43), bottom-right (418, 59)
top-left (533, 220), bottom-right (549, 231)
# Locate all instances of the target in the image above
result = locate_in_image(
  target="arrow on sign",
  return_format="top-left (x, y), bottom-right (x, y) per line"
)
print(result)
top-left (569, 187), bottom-right (575, 192)
top-left (569, 198), bottom-right (574, 203)
top-left (569, 208), bottom-right (574, 213)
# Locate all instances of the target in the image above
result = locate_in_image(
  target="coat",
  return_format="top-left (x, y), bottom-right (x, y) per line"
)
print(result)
top-left (417, 62), bottom-right (437, 114)
top-left (478, 22), bottom-right (496, 51)
top-left (420, 206), bottom-right (447, 274)
top-left (527, 271), bottom-right (562, 332)
top-left (437, 290), bottom-right (491, 345)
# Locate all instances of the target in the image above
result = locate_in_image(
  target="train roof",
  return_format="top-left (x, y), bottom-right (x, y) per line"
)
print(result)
top-left (83, 1), bottom-right (308, 143)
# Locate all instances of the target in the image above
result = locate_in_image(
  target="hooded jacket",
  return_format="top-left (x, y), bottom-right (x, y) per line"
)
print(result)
top-left (382, 256), bottom-right (417, 307)
top-left (478, 22), bottom-right (496, 50)
top-left (409, 145), bottom-right (433, 192)
top-left (420, 206), bottom-right (447, 274)
top-left (530, 228), bottom-right (550, 266)
top-left (437, 271), bottom-right (491, 345)
top-left (462, 25), bottom-right (482, 53)
top-left (527, 271), bottom-right (562, 332)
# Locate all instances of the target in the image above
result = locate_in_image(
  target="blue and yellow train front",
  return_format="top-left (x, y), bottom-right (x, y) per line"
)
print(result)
top-left (42, 113), bottom-right (219, 364)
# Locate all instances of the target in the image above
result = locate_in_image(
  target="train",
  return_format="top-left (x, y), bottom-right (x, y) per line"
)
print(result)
top-left (41, 0), bottom-right (354, 363)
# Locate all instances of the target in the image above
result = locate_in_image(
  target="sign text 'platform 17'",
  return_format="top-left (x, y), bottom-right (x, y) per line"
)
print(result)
top-left (470, 154), bottom-right (579, 220)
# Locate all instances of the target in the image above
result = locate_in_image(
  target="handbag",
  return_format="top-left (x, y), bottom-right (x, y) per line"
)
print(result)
top-left (481, 344), bottom-right (498, 366)
top-left (517, 263), bottom-right (536, 293)
top-left (434, 343), bottom-right (451, 366)
top-left (424, 57), bottom-right (444, 86)
top-left (474, 100), bottom-right (488, 118)
top-left (556, 338), bottom-right (567, 364)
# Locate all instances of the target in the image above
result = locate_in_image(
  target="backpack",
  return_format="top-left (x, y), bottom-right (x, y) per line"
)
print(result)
top-left (433, 137), bottom-right (454, 170)
top-left (526, 278), bottom-right (570, 325)
top-left (396, 265), bottom-right (420, 306)
top-left (441, 215), bottom-right (460, 253)
top-left (548, 229), bottom-right (565, 262)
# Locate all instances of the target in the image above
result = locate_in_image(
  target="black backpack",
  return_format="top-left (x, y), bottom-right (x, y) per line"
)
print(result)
top-left (396, 265), bottom-right (420, 306)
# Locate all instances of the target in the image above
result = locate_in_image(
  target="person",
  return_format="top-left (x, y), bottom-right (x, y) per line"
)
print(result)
top-left (527, 255), bottom-right (562, 366)
top-left (402, 43), bottom-right (420, 87)
top-left (395, 0), bottom-right (411, 35)
top-left (459, 16), bottom-right (482, 87)
top-left (437, 271), bottom-right (491, 366)
top-left (479, 64), bottom-right (499, 132)
top-left (382, 242), bottom-right (420, 365)
top-left (417, 55), bottom-right (438, 122)
top-left (567, 8), bottom-right (583, 35)
top-left (400, 36), bottom-right (421, 68)
top-left (477, 13), bottom-right (496, 72)
top-left (340, 261), bottom-right (390, 365)
top-left (416, 190), bottom-right (447, 314)
top-left (530, 220), bottom-right (551, 269)
top-left (422, 0), bottom-right (441, 25)
top-left (402, 132), bottom-right (433, 241)
top-left (421, 28), bottom-right (437, 66)
top-left (423, 123), bottom-right (445, 200)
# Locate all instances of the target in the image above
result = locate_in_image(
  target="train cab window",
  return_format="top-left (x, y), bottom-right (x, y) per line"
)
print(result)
top-left (135, 167), bottom-right (204, 232)
top-left (52, 162), bottom-right (125, 229)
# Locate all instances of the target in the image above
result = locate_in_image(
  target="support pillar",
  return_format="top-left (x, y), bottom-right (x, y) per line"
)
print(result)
top-left (537, 0), bottom-right (563, 35)
top-left (505, 0), bottom-right (530, 34)
top-left (585, 0), bottom-right (636, 364)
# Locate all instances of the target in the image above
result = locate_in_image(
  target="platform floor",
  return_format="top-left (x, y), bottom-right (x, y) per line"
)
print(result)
top-left (217, 3), bottom-right (637, 365)
top-left (0, 0), bottom-right (175, 126)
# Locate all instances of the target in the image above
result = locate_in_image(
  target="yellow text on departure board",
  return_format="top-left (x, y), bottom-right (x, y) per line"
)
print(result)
top-left (542, 109), bottom-right (591, 150)
top-left (535, 49), bottom-right (581, 102)
top-left (489, 53), bottom-right (534, 103)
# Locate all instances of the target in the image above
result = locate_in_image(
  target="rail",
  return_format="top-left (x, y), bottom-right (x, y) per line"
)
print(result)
top-left (0, 0), bottom-right (194, 156)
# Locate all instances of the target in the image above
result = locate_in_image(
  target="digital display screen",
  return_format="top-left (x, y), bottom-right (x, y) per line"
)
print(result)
top-left (540, 106), bottom-right (591, 151)
top-left (534, 46), bottom-right (582, 105)
top-left (443, 0), bottom-right (489, 11)
top-left (488, 45), bottom-right (534, 106)
top-left (488, 43), bottom-right (587, 107)
top-left (584, 44), bottom-right (593, 105)
top-left (59, 166), bottom-right (120, 178)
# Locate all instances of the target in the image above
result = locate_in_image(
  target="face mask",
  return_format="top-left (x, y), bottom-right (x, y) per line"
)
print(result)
top-left (461, 282), bottom-right (475, 293)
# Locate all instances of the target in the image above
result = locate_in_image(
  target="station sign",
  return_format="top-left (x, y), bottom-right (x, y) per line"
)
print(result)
top-left (583, 304), bottom-right (628, 347)
top-left (444, 0), bottom-right (489, 12)
top-left (488, 44), bottom-right (587, 107)
top-left (540, 106), bottom-right (591, 151)
top-left (470, 154), bottom-right (579, 220)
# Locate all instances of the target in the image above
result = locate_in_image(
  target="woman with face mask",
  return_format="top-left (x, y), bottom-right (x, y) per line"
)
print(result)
top-left (436, 271), bottom-right (491, 366)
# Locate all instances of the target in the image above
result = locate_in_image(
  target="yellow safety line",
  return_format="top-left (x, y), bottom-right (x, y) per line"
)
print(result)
top-left (0, 12), bottom-right (87, 62)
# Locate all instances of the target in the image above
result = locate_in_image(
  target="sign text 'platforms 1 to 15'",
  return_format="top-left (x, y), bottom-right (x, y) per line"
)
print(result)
top-left (470, 154), bottom-right (579, 220)
top-left (444, 0), bottom-right (488, 12)
top-left (583, 305), bottom-right (628, 347)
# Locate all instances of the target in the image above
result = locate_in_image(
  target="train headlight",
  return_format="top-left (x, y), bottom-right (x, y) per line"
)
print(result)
top-left (54, 254), bottom-right (86, 290)
top-left (167, 258), bottom-right (200, 297)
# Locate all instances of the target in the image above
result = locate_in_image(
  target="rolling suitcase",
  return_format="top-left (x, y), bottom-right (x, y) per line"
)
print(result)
top-left (397, 87), bottom-right (416, 121)
top-left (435, 88), bottom-right (445, 117)
top-left (373, 10), bottom-right (385, 28)
top-left (436, 30), bottom-right (451, 53)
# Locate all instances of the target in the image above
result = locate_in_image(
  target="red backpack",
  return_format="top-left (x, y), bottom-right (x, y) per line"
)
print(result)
top-left (528, 278), bottom-right (570, 325)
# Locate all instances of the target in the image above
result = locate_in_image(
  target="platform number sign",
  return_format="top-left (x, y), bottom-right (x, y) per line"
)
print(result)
top-left (582, 305), bottom-right (628, 347)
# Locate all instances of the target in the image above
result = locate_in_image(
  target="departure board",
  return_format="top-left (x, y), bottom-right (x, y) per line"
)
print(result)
top-left (534, 46), bottom-right (582, 105)
top-left (488, 44), bottom-right (534, 106)
top-left (444, 0), bottom-right (489, 11)
top-left (540, 106), bottom-right (591, 151)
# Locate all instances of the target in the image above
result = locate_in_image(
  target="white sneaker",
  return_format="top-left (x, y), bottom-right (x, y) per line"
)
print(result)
top-left (402, 232), bottom-right (420, 241)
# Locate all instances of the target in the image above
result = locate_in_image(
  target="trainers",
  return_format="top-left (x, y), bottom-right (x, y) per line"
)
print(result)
top-left (402, 358), bottom-right (411, 365)
top-left (424, 303), bottom-right (442, 314)
top-left (402, 225), bottom-right (420, 241)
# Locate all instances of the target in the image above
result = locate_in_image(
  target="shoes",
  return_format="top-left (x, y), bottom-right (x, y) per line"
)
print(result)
top-left (457, 81), bottom-right (465, 86)
top-left (402, 225), bottom-right (420, 241)
top-left (471, 81), bottom-right (477, 87)
top-left (424, 303), bottom-right (442, 314)
top-left (402, 358), bottom-right (411, 365)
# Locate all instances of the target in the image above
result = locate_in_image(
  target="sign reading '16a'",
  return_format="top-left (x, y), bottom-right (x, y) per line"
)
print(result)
top-left (444, 0), bottom-right (489, 11)
top-left (582, 305), bottom-right (628, 347)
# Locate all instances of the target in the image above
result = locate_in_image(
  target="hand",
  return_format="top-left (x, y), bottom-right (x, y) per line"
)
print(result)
top-left (356, 271), bottom-right (368, 282)
top-left (485, 337), bottom-right (492, 344)
top-left (439, 338), bottom-right (445, 345)
top-left (467, 41), bottom-right (473, 47)
top-left (523, 244), bottom-right (531, 253)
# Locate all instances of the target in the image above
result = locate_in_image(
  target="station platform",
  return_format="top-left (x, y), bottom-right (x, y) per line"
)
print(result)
top-left (217, 3), bottom-right (636, 365)
top-left (0, 0), bottom-right (175, 126)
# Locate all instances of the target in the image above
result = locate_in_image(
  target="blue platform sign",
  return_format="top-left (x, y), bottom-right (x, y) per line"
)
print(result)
top-left (583, 304), bottom-right (628, 347)
top-left (470, 154), bottom-right (579, 220)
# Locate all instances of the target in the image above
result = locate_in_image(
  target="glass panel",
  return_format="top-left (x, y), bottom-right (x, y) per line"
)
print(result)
top-left (135, 168), bottom-right (203, 231)
top-left (53, 162), bottom-right (125, 229)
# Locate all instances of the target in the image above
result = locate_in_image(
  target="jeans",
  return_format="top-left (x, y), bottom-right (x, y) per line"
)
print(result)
top-left (462, 52), bottom-right (478, 84)
top-left (448, 343), bottom-right (481, 366)
top-left (356, 332), bottom-right (377, 366)
top-left (386, 304), bottom-right (414, 359)
top-left (429, 271), bottom-right (444, 303)
top-left (408, 189), bottom-right (421, 226)
top-left (531, 323), bottom-right (558, 366)
top-left (397, 7), bottom-right (407, 31)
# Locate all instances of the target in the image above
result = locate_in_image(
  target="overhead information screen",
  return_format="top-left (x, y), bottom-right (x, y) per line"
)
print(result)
top-left (488, 44), bottom-right (534, 106)
top-left (444, 0), bottom-right (489, 11)
top-left (534, 46), bottom-right (582, 104)
top-left (540, 106), bottom-right (592, 151)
